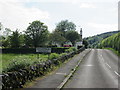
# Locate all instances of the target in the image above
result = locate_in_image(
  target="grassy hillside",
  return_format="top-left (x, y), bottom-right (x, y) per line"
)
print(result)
top-left (98, 32), bottom-right (120, 53)
top-left (84, 31), bottom-right (120, 48)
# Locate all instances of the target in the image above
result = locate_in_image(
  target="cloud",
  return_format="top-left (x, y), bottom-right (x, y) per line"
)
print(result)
top-left (79, 3), bottom-right (96, 8)
top-left (0, 0), bottom-right (50, 31)
top-left (87, 23), bottom-right (118, 32)
top-left (3, 0), bottom-right (118, 3)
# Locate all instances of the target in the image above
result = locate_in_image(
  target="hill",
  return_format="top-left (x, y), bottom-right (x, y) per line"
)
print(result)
top-left (84, 30), bottom-right (120, 48)
top-left (98, 32), bottom-right (120, 53)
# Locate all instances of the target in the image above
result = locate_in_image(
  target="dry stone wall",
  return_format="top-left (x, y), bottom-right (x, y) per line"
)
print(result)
top-left (1, 47), bottom-right (85, 90)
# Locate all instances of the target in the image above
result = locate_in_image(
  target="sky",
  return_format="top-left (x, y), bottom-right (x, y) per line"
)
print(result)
top-left (0, 0), bottom-right (119, 37)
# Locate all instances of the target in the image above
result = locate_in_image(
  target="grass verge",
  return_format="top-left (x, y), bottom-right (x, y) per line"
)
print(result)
top-left (22, 54), bottom-right (75, 88)
top-left (1, 54), bottom-right (48, 73)
top-left (103, 48), bottom-right (120, 56)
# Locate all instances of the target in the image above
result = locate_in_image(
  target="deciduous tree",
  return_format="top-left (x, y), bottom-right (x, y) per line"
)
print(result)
top-left (10, 30), bottom-right (20, 48)
top-left (65, 30), bottom-right (79, 46)
top-left (50, 30), bottom-right (66, 46)
top-left (25, 20), bottom-right (48, 47)
top-left (55, 20), bottom-right (76, 37)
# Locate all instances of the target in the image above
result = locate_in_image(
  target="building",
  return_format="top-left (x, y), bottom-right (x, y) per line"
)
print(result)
top-left (75, 28), bottom-right (83, 49)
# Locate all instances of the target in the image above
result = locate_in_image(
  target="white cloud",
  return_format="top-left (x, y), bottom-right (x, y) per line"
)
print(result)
top-left (0, 0), bottom-right (50, 31)
top-left (79, 3), bottom-right (96, 8)
top-left (2, 0), bottom-right (118, 3)
top-left (87, 23), bottom-right (118, 32)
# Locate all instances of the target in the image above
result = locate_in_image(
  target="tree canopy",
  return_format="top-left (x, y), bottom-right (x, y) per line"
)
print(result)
top-left (25, 20), bottom-right (48, 47)
top-left (50, 30), bottom-right (66, 46)
top-left (10, 30), bottom-right (21, 48)
top-left (55, 20), bottom-right (76, 37)
top-left (99, 32), bottom-right (120, 53)
top-left (0, 22), bottom-right (2, 31)
top-left (65, 30), bottom-right (79, 46)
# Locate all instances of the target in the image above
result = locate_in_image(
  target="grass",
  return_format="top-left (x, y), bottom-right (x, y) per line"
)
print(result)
top-left (23, 53), bottom-right (74, 88)
top-left (103, 48), bottom-right (120, 56)
top-left (1, 53), bottom-right (48, 73)
top-left (0, 52), bottom-right (68, 73)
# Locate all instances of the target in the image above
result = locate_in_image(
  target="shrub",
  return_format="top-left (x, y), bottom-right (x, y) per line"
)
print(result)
top-left (49, 53), bottom-right (59, 60)
top-left (2, 55), bottom-right (45, 73)
top-left (65, 47), bottom-right (76, 53)
top-left (70, 47), bottom-right (77, 51)
top-left (3, 58), bottom-right (31, 72)
top-left (60, 53), bottom-right (67, 57)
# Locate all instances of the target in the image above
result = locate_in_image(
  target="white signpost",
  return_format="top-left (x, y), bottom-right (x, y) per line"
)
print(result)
top-left (36, 47), bottom-right (51, 59)
top-left (36, 47), bottom-right (51, 53)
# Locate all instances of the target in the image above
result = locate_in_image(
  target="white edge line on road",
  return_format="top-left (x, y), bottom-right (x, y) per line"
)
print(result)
top-left (114, 71), bottom-right (120, 77)
top-left (105, 63), bottom-right (111, 68)
top-left (56, 49), bottom-right (92, 90)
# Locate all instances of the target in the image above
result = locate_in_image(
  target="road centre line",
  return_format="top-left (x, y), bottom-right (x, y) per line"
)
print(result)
top-left (114, 71), bottom-right (120, 77)
top-left (99, 54), bottom-right (104, 62)
top-left (105, 63), bottom-right (111, 68)
top-left (56, 73), bottom-right (67, 75)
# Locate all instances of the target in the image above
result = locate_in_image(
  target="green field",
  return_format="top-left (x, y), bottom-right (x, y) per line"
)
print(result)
top-left (1, 53), bottom-right (48, 73)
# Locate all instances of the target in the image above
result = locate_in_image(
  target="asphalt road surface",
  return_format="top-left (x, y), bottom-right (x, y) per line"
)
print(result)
top-left (64, 49), bottom-right (119, 88)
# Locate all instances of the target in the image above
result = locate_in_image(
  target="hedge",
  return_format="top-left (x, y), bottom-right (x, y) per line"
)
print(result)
top-left (1, 47), bottom-right (69, 54)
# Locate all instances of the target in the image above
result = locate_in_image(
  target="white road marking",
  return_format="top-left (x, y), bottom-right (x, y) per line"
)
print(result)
top-left (114, 71), bottom-right (120, 77)
top-left (100, 55), bottom-right (104, 62)
top-left (56, 73), bottom-right (66, 75)
top-left (105, 63), bottom-right (111, 68)
top-left (83, 65), bottom-right (93, 66)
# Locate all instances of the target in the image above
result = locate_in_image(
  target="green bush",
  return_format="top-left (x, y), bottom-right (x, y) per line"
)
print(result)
top-left (3, 58), bottom-right (31, 72)
top-left (70, 47), bottom-right (77, 51)
top-left (65, 47), bottom-right (76, 53)
top-left (49, 53), bottom-right (59, 60)
top-left (60, 53), bottom-right (67, 57)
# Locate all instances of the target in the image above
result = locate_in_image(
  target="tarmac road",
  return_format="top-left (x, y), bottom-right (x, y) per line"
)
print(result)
top-left (29, 49), bottom-right (91, 88)
top-left (63, 49), bottom-right (119, 88)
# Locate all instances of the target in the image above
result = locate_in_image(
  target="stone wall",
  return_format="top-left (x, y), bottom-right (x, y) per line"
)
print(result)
top-left (1, 47), bottom-right (85, 90)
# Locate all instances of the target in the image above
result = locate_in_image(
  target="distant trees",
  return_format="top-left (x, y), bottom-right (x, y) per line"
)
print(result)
top-left (10, 30), bottom-right (21, 48)
top-left (55, 20), bottom-right (76, 37)
top-left (65, 30), bottom-right (79, 46)
top-left (85, 31), bottom-right (119, 48)
top-left (83, 39), bottom-right (88, 48)
top-left (50, 30), bottom-right (66, 46)
top-left (98, 32), bottom-right (120, 53)
top-left (25, 20), bottom-right (49, 47)
top-left (1, 19), bottom-right (81, 48)
top-left (0, 27), bottom-right (12, 47)
top-left (54, 20), bottom-right (81, 46)
top-left (0, 22), bottom-right (2, 31)
top-left (3, 28), bottom-right (12, 37)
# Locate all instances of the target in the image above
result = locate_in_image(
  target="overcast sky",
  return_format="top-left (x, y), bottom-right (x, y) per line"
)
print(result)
top-left (0, 0), bottom-right (119, 37)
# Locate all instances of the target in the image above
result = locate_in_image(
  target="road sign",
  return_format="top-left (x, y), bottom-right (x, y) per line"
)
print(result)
top-left (36, 47), bottom-right (51, 53)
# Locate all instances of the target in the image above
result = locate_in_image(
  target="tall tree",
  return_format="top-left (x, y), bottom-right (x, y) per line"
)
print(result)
top-left (65, 30), bottom-right (79, 46)
top-left (50, 30), bottom-right (66, 46)
top-left (10, 30), bottom-right (20, 48)
top-left (25, 20), bottom-right (48, 47)
top-left (3, 28), bottom-right (12, 37)
top-left (83, 39), bottom-right (88, 48)
top-left (55, 20), bottom-right (76, 37)
top-left (0, 22), bottom-right (2, 31)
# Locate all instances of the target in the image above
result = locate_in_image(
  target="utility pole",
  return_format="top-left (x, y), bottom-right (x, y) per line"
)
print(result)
top-left (80, 28), bottom-right (82, 41)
